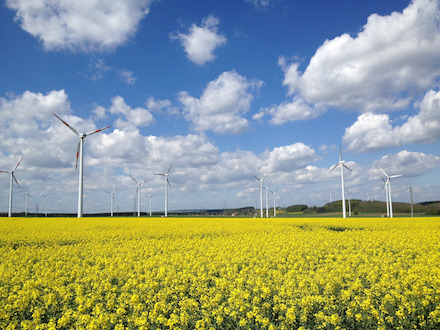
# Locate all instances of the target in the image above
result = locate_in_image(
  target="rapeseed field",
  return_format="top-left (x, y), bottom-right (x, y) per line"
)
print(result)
top-left (0, 217), bottom-right (439, 329)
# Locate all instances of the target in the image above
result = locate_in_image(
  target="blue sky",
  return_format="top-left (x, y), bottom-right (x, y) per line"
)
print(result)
top-left (1, 0), bottom-right (439, 214)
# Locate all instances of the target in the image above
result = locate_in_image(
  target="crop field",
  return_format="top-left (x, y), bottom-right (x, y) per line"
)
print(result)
top-left (1, 217), bottom-right (440, 329)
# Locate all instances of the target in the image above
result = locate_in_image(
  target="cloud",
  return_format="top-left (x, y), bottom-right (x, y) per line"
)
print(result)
top-left (117, 70), bottom-right (137, 85)
top-left (254, 96), bottom-right (325, 124)
top-left (170, 15), bottom-right (226, 65)
top-left (84, 59), bottom-right (112, 81)
top-left (370, 150), bottom-right (440, 178)
top-left (6, 0), bottom-right (152, 52)
top-left (179, 71), bottom-right (263, 134)
top-left (343, 89), bottom-right (440, 152)
top-left (0, 90), bottom-right (110, 172)
top-left (262, 143), bottom-right (318, 173)
top-left (244, 0), bottom-right (271, 9)
top-left (146, 97), bottom-right (178, 115)
top-left (94, 96), bottom-right (154, 129)
top-left (264, 0), bottom-right (440, 125)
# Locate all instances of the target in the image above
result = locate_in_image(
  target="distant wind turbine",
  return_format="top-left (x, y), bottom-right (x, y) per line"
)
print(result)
top-left (105, 187), bottom-right (119, 217)
top-left (130, 176), bottom-right (148, 217)
top-left (23, 188), bottom-right (32, 216)
top-left (253, 175), bottom-right (268, 218)
top-left (54, 113), bottom-right (111, 218)
top-left (270, 189), bottom-right (277, 217)
top-left (0, 158), bottom-right (23, 217)
top-left (328, 145), bottom-right (352, 218)
top-left (346, 188), bottom-right (352, 217)
top-left (409, 185), bottom-right (414, 218)
top-left (264, 182), bottom-right (271, 218)
top-left (41, 194), bottom-right (49, 217)
top-left (380, 168), bottom-right (402, 218)
top-left (155, 164), bottom-right (173, 217)
top-left (147, 194), bottom-right (153, 216)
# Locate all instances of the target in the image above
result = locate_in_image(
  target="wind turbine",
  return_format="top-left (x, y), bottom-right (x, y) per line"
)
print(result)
top-left (147, 194), bottom-right (153, 216)
top-left (409, 185), bottom-right (414, 218)
top-left (23, 188), bottom-right (32, 216)
top-left (105, 187), bottom-right (119, 217)
top-left (0, 158), bottom-right (23, 217)
top-left (270, 189), bottom-right (277, 217)
top-left (130, 176), bottom-right (148, 217)
top-left (382, 177), bottom-right (390, 217)
top-left (380, 168), bottom-right (402, 218)
top-left (264, 182), bottom-right (271, 218)
top-left (253, 175), bottom-right (268, 218)
top-left (41, 194), bottom-right (49, 217)
top-left (328, 145), bottom-right (352, 218)
top-left (54, 114), bottom-right (111, 218)
top-left (155, 164), bottom-right (173, 217)
top-left (346, 188), bottom-right (352, 217)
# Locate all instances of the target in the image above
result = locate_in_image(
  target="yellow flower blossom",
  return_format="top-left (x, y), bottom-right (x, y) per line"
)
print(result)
top-left (0, 217), bottom-right (439, 329)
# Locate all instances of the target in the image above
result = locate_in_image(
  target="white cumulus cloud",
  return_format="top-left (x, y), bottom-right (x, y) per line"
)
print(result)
top-left (265, 0), bottom-right (440, 125)
top-left (262, 143), bottom-right (318, 173)
top-left (179, 71), bottom-right (263, 134)
top-left (170, 15), bottom-right (226, 65)
top-left (6, 0), bottom-right (152, 52)
top-left (370, 150), bottom-right (440, 178)
top-left (343, 89), bottom-right (440, 152)
top-left (94, 96), bottom-right (154, 129)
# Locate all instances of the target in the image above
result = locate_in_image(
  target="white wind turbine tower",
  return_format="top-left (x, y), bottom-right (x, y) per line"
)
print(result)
top-left (270, 189), bottom-right (277, 217)
top-left (346, 188), bottom-right (352, 217)
top-left (253, 175), bottom-right (268, 218)
top-left (105, 187), bottom-right (119, 217)
top-left (0, 158), bottom-right (23, 217)
top-left (155, 164), bottom-right (173, 217)
top-left (130, 176), bottom-right (148, 217)
top-left (147, 194), bottom-right (153, 216)
top-left (23, 188), bottom-right (32, 216)
top-left (54, 114), bottom-right (111, 218)
top-left (328, 145), bottom-right (352, 218)
top-left (382, 177), bottom-right (390, 217)
top-left (264, 182), bottom-right (271, 218)
top-left (41, 194), bottom-right (49, 217)
top-left (380, 168), bottom-right (402, 218)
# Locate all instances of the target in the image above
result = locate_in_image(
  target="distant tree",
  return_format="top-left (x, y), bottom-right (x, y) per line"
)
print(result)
top-left (286, 204), bottom-right (308, 212)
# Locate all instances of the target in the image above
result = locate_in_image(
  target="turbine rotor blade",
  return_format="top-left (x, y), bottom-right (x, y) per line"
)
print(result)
top-left (167, 178), bottom-right (171, 187)
top-left (13, 158), bottom-right (24, 172)
top-left (253, 175), bottom-right (260, 181)
top-left (328, 163), bottom-right (339, 173)
top-left (130, 175), bottom-right (138, 183)
top-left (12, 173), bottom-right (20, 189)
top-left (167, 163), bottom-right (173, 174)
top-left (379, 167), bottom-right (389, 178)
top-left (343, 164), bottom-right (353, 172)
top-left (390, 174), bottom-right (403, 179)
top-left (339, 144), bottom-right (342, 162)
top-left (262, 175), bottom-right (268, 181)
top-left (53, 113), bottom-right (79, 136)
top-left (75, 140), bottom-right (80, 170)
top-left (85, 125), bottom-right (111, 136)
